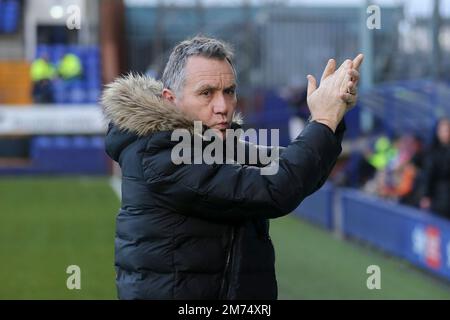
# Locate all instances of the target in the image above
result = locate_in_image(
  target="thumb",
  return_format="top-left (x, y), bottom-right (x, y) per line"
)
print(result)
top-left (306, 75), bottom-right (317, 97)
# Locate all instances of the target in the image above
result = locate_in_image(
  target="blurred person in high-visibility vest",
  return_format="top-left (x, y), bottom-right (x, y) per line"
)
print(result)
top-left (30, 54), bottom-right (56, 103)
top-left (378, 135), bottom-right (423, 206)
top-left (363, 136), bottom-right (398, 196)
top-left (58, 53), bottom-right (83, 81)
top-left (367, 136), bottom-right (397, 171)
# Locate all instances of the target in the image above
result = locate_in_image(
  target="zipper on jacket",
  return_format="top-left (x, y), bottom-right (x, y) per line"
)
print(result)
top-left (219, 226), bottom-right (235, 299)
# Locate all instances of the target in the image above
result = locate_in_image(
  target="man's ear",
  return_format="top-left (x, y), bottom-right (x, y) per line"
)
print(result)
top-left (162, 88), bottom-right (176, 103)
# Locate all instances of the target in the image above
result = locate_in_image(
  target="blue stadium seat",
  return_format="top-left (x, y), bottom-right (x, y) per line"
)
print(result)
top-left (52, 79), bottom-right (67, 104)
top-left (67, 45), bottom-right (83, 58)
top-left (1, 0), bottom-right (20, 33)
top-left (69, 85), bottom-right (86, 104)
top-left (50, 44), bottom-right (67, 65)
top-left (31, 135), bottom-right (107, 174)
top-left (87, 89), bottom-right (100, 103)
top-left (0, 2), bottom-right (3, 33)
top-left (35, 45), bottom-right (50, 59)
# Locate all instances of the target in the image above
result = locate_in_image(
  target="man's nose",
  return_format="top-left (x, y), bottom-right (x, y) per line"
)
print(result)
top-left (212, 93), bottom-right (228, 114)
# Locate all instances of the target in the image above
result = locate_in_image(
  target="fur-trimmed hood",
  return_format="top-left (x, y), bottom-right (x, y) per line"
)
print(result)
top-left (101, 73), bottom-right (243, 137)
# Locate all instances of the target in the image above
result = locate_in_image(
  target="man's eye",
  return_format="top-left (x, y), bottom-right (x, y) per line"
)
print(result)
top-left (201, 90), bottom-right (210, 96)
top-left (225, 88), bottom-right (235, 95)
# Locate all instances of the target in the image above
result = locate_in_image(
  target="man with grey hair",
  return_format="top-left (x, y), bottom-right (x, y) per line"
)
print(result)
top-left (103, 36), bottom-right (363, 299)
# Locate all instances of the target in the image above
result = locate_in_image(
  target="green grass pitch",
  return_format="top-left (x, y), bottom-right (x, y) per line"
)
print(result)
top-left (1, 177), bottom-right (450, 299)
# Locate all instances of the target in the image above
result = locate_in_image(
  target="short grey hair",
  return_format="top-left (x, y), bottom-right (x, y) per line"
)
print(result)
top-left (161, 36), bottom-right (236, 95)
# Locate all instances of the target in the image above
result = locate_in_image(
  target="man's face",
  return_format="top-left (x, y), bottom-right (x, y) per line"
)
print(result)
top-left (169, 56), bottom-right (237, 138)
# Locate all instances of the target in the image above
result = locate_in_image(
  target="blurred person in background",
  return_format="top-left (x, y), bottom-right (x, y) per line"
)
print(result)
top-left (420, 118), bottom-right (450, 219)
top-left (102, 36), bottom-right (363, 300)
top-left (378, 135), bottom-right (424, 207)
top-left (362, 135), bottom-right (397, 195)
top-left (367, 136), bottom-right (397, 171)
top-left (30, 53), bottom-right (56, 103)
top-left (58, 52), bottom-right (83, 81)
top-left (281, 76), bottom-right (310, 141)
top-left (397, 135), bottom-right (425, 207)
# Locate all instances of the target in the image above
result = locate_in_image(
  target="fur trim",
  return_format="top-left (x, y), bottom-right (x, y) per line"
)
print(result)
top-left (101, 73), bottom-right (243, 136)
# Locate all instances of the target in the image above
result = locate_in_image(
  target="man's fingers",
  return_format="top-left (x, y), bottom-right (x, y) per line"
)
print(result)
top-left (320, 59), bottom-right (336, 82)
top-left (340, 92), bottom-right (352, 101)
top-left (341, 92), bottom-right (356, 106)
top-left (348, 69), bottom-right (360, 84)
top-left (306, 74), bottom-right (317, 96)
top-left (347, 81), bottom-right (356, 94)
top-left (352, 53), bottom-right (364, 71)
top-left (337, 58), bottom-right (352, 71)
top-left (337, 59), bottom-right (352, 93)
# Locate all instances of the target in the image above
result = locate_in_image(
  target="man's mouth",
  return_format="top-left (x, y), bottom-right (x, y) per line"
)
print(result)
top-left (214, 122), bottom-right (229, 130)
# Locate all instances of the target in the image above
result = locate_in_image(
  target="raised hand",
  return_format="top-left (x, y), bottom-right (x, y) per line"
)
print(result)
top-left (306, 54), bottom-right (364, 132)
top-left (343, 54), bottom-right (364, 109)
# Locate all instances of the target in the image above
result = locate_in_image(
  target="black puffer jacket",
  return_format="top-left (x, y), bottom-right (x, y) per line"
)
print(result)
top-left (102, 74), bottom-right (345, 300)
